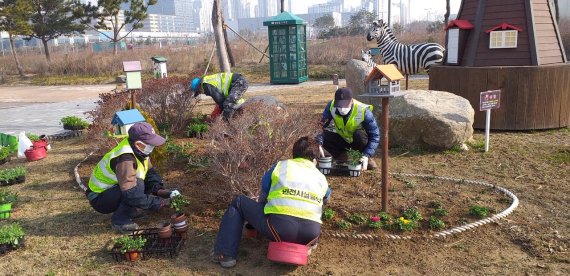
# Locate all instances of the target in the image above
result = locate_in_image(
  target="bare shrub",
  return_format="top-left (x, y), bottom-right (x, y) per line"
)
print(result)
top-left (138, 76), bottom-right (198, 135)
top-left (85, 91), bottom-right (131, 152)
top-left (204, 103), bottom-right (321, 198)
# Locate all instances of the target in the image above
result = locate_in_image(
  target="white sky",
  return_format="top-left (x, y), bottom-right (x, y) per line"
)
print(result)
top-left (289, 0), bottom-right (461, 21)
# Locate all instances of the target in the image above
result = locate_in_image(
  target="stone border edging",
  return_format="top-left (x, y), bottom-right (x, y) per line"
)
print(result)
top-left (323, 172), bottom-right (519, 240)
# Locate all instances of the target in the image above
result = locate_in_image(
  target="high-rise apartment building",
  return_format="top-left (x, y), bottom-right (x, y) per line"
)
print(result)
top-left (308, 0), bottom-right (344, 14)
top-left (257, 0), bottom-right (279, 18)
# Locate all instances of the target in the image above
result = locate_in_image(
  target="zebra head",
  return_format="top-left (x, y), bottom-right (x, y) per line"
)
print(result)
top-left (367, 20), bottom-right (387, 42)
top-left (360, 49), bottom-right (372, 62)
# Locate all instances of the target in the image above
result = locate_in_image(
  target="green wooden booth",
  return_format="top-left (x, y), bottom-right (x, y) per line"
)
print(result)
top-left (263, 12), bottom-right (308, 84)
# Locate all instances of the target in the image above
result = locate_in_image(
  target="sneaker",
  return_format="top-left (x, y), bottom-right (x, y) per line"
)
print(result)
top-left (367, 158), bottom-right (378, 170)
top-left (210, 251), bottom-right (237, 268)
top-left (112, 222), bottom-right (140, 234)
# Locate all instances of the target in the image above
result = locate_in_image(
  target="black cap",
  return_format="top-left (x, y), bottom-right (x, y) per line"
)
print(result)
top-left (334, 88), bottom-right (353, 108)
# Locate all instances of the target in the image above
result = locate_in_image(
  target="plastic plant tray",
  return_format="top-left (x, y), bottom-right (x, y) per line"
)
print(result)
top-left (109, 228), bottom-right (185, 262)
top-left (318, 161), bottom-right (361, 177)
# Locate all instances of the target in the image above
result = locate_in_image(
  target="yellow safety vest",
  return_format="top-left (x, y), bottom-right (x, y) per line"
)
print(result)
top-left (88, 138), bottom-right (149, 193)
top-left (329, 99), bottom-right (373, 143)
top-left (202, 73), bottom-right (245, 104)
top-left (264, 158), bottom-right (329, 223)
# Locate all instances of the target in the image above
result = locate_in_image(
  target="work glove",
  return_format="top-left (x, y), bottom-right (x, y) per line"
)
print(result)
top-left (319, 145), bottom-right (326, 158)
top-left (360, 156), bottom-right (369, 171)
top-left (169, 189), bottom-right (181, 198)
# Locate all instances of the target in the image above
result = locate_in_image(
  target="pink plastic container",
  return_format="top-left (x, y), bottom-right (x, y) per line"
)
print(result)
top-left (267, 241), bottom-right (309, 266)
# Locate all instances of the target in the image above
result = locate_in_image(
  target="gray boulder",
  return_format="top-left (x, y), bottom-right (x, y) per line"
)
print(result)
top-left (345, 59), bottom-right (372, 95)
top-left (363, 90), bottom-right (474, 149)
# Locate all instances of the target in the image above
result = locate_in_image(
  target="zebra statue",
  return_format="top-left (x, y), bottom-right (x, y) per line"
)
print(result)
top-left (366, 19), bottom-right (444, 86)
top-left (360, 49), bottom-right (376, 68)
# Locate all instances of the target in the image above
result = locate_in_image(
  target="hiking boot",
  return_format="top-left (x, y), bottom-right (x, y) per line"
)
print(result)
top-left (368, 158), bottom-right (378, 170)
top-left (112, 222), bottom-right (140, 234)
top-left (210, 251), bottom-right (237, 268)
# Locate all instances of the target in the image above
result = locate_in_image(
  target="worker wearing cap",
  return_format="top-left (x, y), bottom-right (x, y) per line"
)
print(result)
top-left (189, 72), bottom-right (248, 120)
top-left (86, 122), bottom-right (182, 233)
top-left (318, 87), bottom-right (380, 170)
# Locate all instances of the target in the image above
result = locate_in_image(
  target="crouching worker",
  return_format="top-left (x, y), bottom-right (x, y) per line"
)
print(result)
top-left (86, 122), bottom-right (181, 233)
top-left (319, 87), bottom-right (380, 170)
top-left (211, 137), bottom-right (331, 268)
top-left (189, 72), bottom-right (249, 121)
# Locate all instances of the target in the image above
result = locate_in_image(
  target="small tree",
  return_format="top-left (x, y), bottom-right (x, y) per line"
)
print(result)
top-left (313, 14), bottom-right (335, 37)
top-left (444, 0), bottom-right (451, 26)
top-left (28, 0), bottom-right (87, 62)
top-left (79, 0), bottom-right (157, 55)
top-left (347, 10), bottom-right (375, 36)
top-left (0, 0), bottom-right (33, 76)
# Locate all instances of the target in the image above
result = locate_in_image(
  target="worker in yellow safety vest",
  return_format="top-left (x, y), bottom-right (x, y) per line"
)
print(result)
top-left (210, 137), bottom-right (331, 268)
top-left (86, 122), bottom-right (182, 233)
top-left (318, 87), bottom-right (381, 171)
top-left (189, 72), bottom-right (248, 120)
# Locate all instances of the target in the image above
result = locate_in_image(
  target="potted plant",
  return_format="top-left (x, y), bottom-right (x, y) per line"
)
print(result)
top-left (60, 116), bottom-right (90, 131)
top-left (346, 148), bottom-right (362, 176)
top-left (114, 235), bottom-right (146, 262)
top-left (0, 190), bottom-right (17, 219)
top-left (170, 195), bottom-right (190, 238)
top-left (0, 146), bottom-right (11, 165)
top-left (0, 222), bottom-right (25, 253)
top-left (0, 167), bottom-right (26, 186)
top-left (317, 154), bottom-right (333, 175)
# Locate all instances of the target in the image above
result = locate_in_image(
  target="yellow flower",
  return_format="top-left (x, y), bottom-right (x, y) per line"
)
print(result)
top-left (399, 217), bottom-right (410, 225)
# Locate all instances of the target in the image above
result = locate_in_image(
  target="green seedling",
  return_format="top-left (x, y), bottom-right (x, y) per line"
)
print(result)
top-left (170, 195), bottom-right (190, 213)
top-left (393, 216), bottom-right (417, 232)
top-left (469, 205), bottom-right (491, 218)
top-left (60, 115), bottom-right (90, 128)
top-left (337, 220), bottom-right (352, 230)
top-left (346, 148), bottom-right (362, 166)
top-left (402, 207), bottom-right (423, 222)
top-left (433, 207), bottom-right (448, 217)
top-left (428, 216), bottom-right (446, 230)
top-left (114, 235), bottom-right (146, 254)
top-left (428, 200), bottom-right (442, 208)
top-left (347, 213), bottom-right (367, 225)
top-left (322, 208), bottom-right (335, 221)
top-left (0, 167), bottom-right (26, 182)
top-left (0, 222), bottom-right (25, 246)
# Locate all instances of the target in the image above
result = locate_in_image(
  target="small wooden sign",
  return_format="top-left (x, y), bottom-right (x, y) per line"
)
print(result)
top-left (332, 74), bottom-right (339, 85)
top-left (480, 90), bottom-right (501, 111)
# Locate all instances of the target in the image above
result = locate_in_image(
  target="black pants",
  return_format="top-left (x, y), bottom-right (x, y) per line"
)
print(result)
top-left (322, 129), bottom-right (369, 158)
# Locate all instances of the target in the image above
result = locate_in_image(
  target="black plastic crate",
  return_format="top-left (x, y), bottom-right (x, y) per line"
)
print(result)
top-left (0, 237), bottom-right (25, 256)
top-left (109, 228), bottom-right (185, 262)
top-left (318, 163), bottom-right (361, 177)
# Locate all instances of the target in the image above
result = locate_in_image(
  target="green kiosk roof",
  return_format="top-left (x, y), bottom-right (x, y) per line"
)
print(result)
top-left (263, 11), bottom-right (305, 26)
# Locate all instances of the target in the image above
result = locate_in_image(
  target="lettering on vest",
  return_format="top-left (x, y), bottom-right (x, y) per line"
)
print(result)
top-left (282, 188), bottom-right (323, 204)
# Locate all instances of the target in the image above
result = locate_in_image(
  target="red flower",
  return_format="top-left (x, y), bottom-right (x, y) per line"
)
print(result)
top-left (370, 216), bottom-right (380, 222)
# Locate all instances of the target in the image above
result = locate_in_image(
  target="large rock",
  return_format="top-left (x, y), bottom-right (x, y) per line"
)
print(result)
top-left (345, 59), bottom-right (372, 95)
top-left (366, 90), bottom-right (474, 149)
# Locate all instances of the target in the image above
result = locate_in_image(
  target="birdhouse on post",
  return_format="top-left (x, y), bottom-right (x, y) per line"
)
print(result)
top-left (364, 64), bottom-right (405, 96)
top-left (111, 109), bottom-right (146, 137)
top-left (445, 20), bottom-right (474, 65)
top-left (122, 61), bottom-right (142, 90)
top-left (151, 56), bottom-right (168, 79)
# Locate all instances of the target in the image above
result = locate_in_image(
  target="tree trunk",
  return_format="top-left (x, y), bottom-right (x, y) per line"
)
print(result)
top-left (444, 0), bottom-right (451, 26)
top-left (8, 34), bottom-right (25, 77)
top-left (212, 0), bottom-right (230, 72)
top-left (113, 15), bottom-right (119, 55)
top-left (42, 38), bottom-right (51, 62)
top-left (223, 24), bottom-right (235, 67)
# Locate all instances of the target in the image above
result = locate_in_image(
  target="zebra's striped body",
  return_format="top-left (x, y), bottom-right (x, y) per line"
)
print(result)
top-left (360, 49), bottom-right (376, 68)
top-left (366, 20), bottom-right (444, 74)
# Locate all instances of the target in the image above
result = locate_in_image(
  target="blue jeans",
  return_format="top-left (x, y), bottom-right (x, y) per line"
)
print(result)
top-left (214, 195), bottom-right (321, 258)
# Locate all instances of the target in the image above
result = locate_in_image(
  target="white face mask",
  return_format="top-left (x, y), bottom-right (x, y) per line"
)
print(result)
top-left (138, 142), bottom-right (155, 155)
top-left (338, 107), bottom-right (351, 115)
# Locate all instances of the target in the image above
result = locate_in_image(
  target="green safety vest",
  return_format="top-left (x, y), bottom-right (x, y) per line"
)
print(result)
top-left (202, 73), bottom-right (245, 104)
top-left (264, 158), bottom-right (329, 224)
top-left (329, 99), bottom-right (373, 143)
top-left (88, 138), bottom-right (149, 193)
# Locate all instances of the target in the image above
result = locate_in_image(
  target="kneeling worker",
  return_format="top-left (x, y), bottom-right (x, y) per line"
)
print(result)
top-left (211, 137), bottom-right (330, 268)
top-left (319, 87), bottom-right (380, 170)
top-left (189, 72), bottom-right (249, 120)
top-left (86, 122), bottom-right (181, 233)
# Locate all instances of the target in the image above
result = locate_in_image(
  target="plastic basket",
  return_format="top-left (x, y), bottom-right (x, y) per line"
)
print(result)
top-left (267, 241), bottom-right (309, 266)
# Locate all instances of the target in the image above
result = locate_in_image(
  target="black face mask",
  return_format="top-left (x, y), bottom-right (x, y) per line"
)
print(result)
top-left (129, 140), bottom-right (149, 159)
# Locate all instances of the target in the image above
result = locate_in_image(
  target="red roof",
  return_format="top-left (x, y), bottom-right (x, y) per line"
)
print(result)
top-left (445, 20), bottom-right (474, 30)
top-left (485, 23), bottom-right (523, 33)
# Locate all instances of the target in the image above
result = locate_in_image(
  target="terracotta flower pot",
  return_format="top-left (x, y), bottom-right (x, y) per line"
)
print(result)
top-left (125, 250), bottom-right (141, 262)
top-left (171, 213), bottom-right (189, 239)
top-left (158, 222), bottom-right (173, 243)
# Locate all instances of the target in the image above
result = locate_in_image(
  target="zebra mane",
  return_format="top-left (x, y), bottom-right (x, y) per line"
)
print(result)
top-left (379, 21), bottom-right (399, 43)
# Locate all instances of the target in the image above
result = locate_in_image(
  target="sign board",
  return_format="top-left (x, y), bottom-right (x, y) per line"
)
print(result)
top-left (480, 90), bottom-right (501, 111)
top-left (332, 74), bottom-right (339, 85)
top-left (123, 61), bottom-right (142, 72)
top-left (126, 72), bottom-right (142, 90)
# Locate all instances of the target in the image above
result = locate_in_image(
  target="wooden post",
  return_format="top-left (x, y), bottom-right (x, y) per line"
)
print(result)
top-left (381, 97), bottom-right (390, 212)
top-left (131, 90), bottom-right (136, 109)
